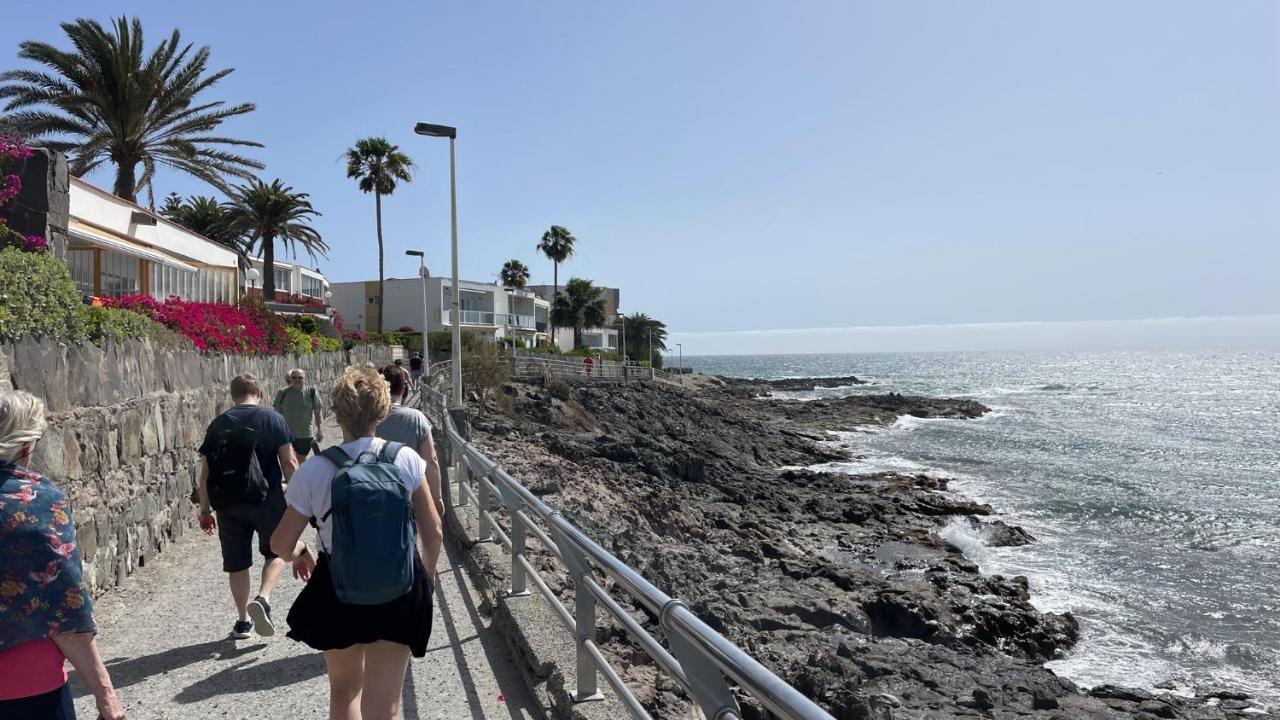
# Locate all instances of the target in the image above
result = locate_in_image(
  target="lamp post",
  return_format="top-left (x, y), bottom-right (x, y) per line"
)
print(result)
top-left (415, 122), bottom-right (461, 406)
top-left (246, 267), bottom-right (260, 300)
top-left (676, 343), bottom-right (683, 386)
top-left (406, 250), bottom-right (430, 359)
top-left (617, 308), bottom-right (625, 380)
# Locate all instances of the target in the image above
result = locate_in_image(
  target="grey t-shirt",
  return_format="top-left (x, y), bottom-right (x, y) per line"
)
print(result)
top-left (376, 405), bottom-right (432, 449)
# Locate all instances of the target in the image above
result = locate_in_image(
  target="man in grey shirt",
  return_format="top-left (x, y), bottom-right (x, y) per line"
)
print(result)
top-left (376, 364), bottom-right (444, 518)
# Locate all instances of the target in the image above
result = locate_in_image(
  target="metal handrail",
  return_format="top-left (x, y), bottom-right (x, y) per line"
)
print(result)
top-left (420, 364), bottom-right (834, 720)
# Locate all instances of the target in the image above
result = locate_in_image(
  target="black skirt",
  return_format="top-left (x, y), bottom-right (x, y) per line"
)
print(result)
top-left (286, 552), bottom-right (434, 657)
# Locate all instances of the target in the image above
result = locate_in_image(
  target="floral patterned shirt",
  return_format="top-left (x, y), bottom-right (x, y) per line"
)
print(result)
top-left (0, 463), bottom-right (95, 653)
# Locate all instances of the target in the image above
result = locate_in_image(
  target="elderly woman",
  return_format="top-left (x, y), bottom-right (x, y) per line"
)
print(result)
top-left (0, 391), bottom-right (124, 719)
top-left (271, 365), bottom-right (443, 720)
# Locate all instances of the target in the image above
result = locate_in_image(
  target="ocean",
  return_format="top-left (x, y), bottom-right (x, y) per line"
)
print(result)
top-left (683, 350), bottom-right (1280, 707)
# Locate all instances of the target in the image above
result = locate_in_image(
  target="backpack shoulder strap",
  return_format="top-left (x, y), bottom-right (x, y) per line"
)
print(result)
top-left (308, 387), bottom-right (319, 405)
top-left (377, 441), bottom-right (406, 464)
top-left (321, 446), bottom-right (355, 469)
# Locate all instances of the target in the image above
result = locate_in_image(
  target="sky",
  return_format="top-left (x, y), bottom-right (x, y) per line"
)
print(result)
top-left (2, 2), bottom-right (1277, 354)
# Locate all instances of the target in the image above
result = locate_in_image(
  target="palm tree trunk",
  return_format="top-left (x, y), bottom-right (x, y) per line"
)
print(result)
top-left (375, 191), bottom-right (385, 335)
top-left (550, 261), bottom-right (559, 346)
top-left (262, 235), bottom-right (276, 299)
top-left (114, 159), bottom-right (138, 202)
top-left (573, 323), bottom-right (583, 350)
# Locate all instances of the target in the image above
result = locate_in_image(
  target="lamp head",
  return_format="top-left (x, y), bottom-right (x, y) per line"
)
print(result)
top-left (415, 123), bottom-right (457, 139)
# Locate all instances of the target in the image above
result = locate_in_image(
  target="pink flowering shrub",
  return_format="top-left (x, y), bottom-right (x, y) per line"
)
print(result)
top-left (0, 135), bottom-right (46, 254)
top-left (104, 295), bottom-right (290, 355)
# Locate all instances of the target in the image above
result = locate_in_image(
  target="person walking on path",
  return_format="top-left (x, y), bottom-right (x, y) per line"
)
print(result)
top-left (0, 390), bottom-right (125, 720)
top-left (377, 364), bottom-right (444, 519)
top-left (408, 353), bottom-right (424, 387)
top-left (274, 368), bottom-right (325, 460)
top-left (271, 364), bottom-right (443, 720)
top-left (198, 373), bottom-right (302, 640)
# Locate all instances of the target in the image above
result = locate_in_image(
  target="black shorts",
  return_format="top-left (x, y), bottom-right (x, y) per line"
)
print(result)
top-left (216, 494), bottom-right (286, 572)
top-left (291, 437), bottom-right (318, 460)
top-left (0, 683), bottom-right (75, 719)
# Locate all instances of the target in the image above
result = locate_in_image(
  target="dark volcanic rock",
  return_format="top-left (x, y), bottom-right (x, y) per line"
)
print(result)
top-left (467, 377), bottom-right (1261, 720)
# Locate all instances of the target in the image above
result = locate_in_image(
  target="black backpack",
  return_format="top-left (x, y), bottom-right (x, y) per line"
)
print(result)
top-left (206, 413), bottom-right (269, 510)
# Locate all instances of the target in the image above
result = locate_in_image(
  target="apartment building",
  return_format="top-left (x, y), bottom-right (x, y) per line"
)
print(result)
top-left (330, 276), bottom-right (552, 346)
top-left (65, 177), bottom-right (240, 301)
top-left (526, 284), bottom-right (621, 351)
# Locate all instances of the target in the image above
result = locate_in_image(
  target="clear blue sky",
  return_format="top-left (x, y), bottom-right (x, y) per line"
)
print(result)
top-left (3, 2), bottom-right (1277, 353)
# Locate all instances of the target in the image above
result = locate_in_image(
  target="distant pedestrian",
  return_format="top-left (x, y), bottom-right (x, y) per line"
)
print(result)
top-left (0, 390), bottom-right (125, 720)
top-left (198, 373), bottom-right (302, 640)
top-left (273, 368), bottom-right (325, 460)
top-left (271, 364), bottom-right (443, 720)
top-left (583, 355), bottom-right (594, 377)
top-left (377, 364), bottom-right (445, 520)
top-left (408, 353), bottom-right (424, 386)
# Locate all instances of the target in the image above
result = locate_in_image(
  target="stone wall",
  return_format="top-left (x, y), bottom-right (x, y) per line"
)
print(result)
top-left (0, 338), bottom-right (390, 595)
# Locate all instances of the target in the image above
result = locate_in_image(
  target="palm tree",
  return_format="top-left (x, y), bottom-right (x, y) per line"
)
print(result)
top-left (622, 312), bottom-right (668, 367)
top-left (221, 179), bottom-right (327, 299)
top-left (499, 259), bottom-right (530, 289)
top-left (550, 277), bottom-right (606, 350)
top-left (536, 225), bottom-right (576, 339)
top-left (160, 192), bottom-right (250, 269)
top-left (345, 137), bottom-right (414, 334)
top-left (0, 17), bottom-right (262, 202)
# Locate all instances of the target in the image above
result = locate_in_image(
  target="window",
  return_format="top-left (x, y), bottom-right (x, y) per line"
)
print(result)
top-left (274, 269), bottom-right (291, 293)
top-left (100, 252), bottom-right (139, 298)
top-left (301, 274), bottom-right (324, 297)
top-left (150, 265), bottom-right (234, 302)
top-left (66, 250), bottom-right (94, 296)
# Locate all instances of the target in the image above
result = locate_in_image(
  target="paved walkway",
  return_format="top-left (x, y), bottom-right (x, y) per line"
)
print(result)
top-left (73, 420), bottom-right (542, 720)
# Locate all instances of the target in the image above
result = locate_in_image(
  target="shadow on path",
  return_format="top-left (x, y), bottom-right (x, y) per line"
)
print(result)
top-left (71, 640), bottom-right (267, 698)
top-left (174, 652), bottom-right (326, 704)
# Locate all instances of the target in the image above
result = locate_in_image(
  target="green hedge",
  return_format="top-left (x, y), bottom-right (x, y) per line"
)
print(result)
top-left (86, 307), bottom-right (190, 350)
top-left (0, 247), bottom-right (88, 342)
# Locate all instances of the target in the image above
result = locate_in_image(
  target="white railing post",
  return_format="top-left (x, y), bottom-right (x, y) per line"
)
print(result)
top-left (550, 519), bottom-right (604, 703)
top-left (477, 465), bottom-right (494, 542)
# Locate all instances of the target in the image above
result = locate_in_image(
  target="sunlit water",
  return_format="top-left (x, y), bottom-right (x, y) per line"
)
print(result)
top-left (686, 350), bottom-right (1280, 707)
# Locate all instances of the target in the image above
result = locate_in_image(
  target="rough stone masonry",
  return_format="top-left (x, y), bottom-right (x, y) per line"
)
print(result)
top-left (0, 337), bottom-right (390, 595)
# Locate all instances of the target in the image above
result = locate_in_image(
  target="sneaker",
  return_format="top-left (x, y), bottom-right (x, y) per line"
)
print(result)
top-left (232, 620), bottom-right (253, 640)
top-left (247, 595), bottom-right (275, 637)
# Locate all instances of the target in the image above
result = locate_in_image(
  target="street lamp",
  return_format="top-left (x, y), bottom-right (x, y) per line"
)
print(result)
top-left (405, 250), bottom-right (430, 359)
top-left (676, 343), bottom-right (683, 386)
top-left (415, 122), bottom-right (462, 407)
top-left (246, 267), bottom-right (260, 299)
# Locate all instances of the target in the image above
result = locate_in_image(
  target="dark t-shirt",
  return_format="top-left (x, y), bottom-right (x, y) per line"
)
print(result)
top-left (409, 356), bottom-right (423, 371)
top-left (198, 404), bottom-right (294, 494)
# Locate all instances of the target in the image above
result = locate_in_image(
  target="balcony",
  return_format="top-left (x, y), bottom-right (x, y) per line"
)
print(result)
top-left (442, 309), bottom-right (496, 326)
top-left (507, 314), bottom-right (536, 329)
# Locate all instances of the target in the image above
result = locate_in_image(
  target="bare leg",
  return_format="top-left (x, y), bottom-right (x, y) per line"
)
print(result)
top-left (324, 646), bottom-right (365, 720)
top-left (360, 640), bottom-right (411, 720)
top-left (228, 570), bottom-right (251, 621)
top-left (259, 557), bottom-right (287, 600)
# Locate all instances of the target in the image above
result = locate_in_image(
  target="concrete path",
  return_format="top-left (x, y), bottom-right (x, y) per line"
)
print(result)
top-left (73, 420), bottom-right (543, 720)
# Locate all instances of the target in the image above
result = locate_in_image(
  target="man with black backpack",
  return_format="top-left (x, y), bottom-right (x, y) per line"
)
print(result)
top-left (197, 373), bottom-right (302, 640)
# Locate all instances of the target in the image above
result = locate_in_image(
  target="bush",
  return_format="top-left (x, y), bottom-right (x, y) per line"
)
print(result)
top-left (427, 330), bottom-right (482, 354)
top-left (105, 295), bottom-right (289, 355)
top-left (0, 247), bottom-right (88, 342)
top-left (86, 306), bottom-right (190, 350)
top-left (314, 335), bottom-right (341, 353)
top-left (382, 330), bottom-right (407, 347)
top-left (546, 377), bottom-right (571, 402)
top-left (528, 343), bottom-right (562, 355)
top-left (290, 315), bottom-right (320, 334)
top-left (285, 326), bottom-right (314, 355)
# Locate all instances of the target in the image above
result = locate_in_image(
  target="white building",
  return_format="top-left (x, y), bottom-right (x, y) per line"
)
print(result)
top-left (239, 257), bottom-right (330, 305)
top-left (329, 277), bottom-right (553, 347)
top-left (64, 177), bottom-right (239, 301)
top-left (526, 284), bottom-right (621, 352)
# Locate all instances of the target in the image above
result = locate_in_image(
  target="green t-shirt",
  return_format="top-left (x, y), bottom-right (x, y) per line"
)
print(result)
top-left (273, 386), bottom-right (321, 439)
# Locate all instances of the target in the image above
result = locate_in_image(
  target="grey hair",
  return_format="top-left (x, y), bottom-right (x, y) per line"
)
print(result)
top-left (290, 368), bottom-right (306, 377)
top-left (0, 390), bottom-right (46, 463)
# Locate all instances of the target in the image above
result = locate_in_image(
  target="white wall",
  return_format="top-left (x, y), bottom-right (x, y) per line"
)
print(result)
top-left (69, 179), bottom-right (237, 268)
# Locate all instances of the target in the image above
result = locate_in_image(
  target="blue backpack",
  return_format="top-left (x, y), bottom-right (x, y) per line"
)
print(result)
top-left (319, 442), bottom-right (415, 605)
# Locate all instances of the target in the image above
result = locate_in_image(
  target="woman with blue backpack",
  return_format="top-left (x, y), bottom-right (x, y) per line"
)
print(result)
top-left (270, 364), bottom-right (443, 720)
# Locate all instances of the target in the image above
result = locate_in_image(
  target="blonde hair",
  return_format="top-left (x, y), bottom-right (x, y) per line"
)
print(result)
top-left (0, 390), bottom-right (47, 463)
top-left (330, 364), bottom-right (390, 435)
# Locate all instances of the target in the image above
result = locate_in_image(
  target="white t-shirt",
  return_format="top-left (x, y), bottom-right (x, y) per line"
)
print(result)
top-left (285, 437), bottom-right (426, 553)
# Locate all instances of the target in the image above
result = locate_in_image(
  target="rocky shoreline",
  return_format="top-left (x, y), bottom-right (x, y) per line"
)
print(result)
top-left (467, 374), bottom-right (1264, 719)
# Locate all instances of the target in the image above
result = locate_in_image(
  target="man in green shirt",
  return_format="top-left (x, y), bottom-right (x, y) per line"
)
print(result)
top-left (273, 368), bottom-right (324, 459)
